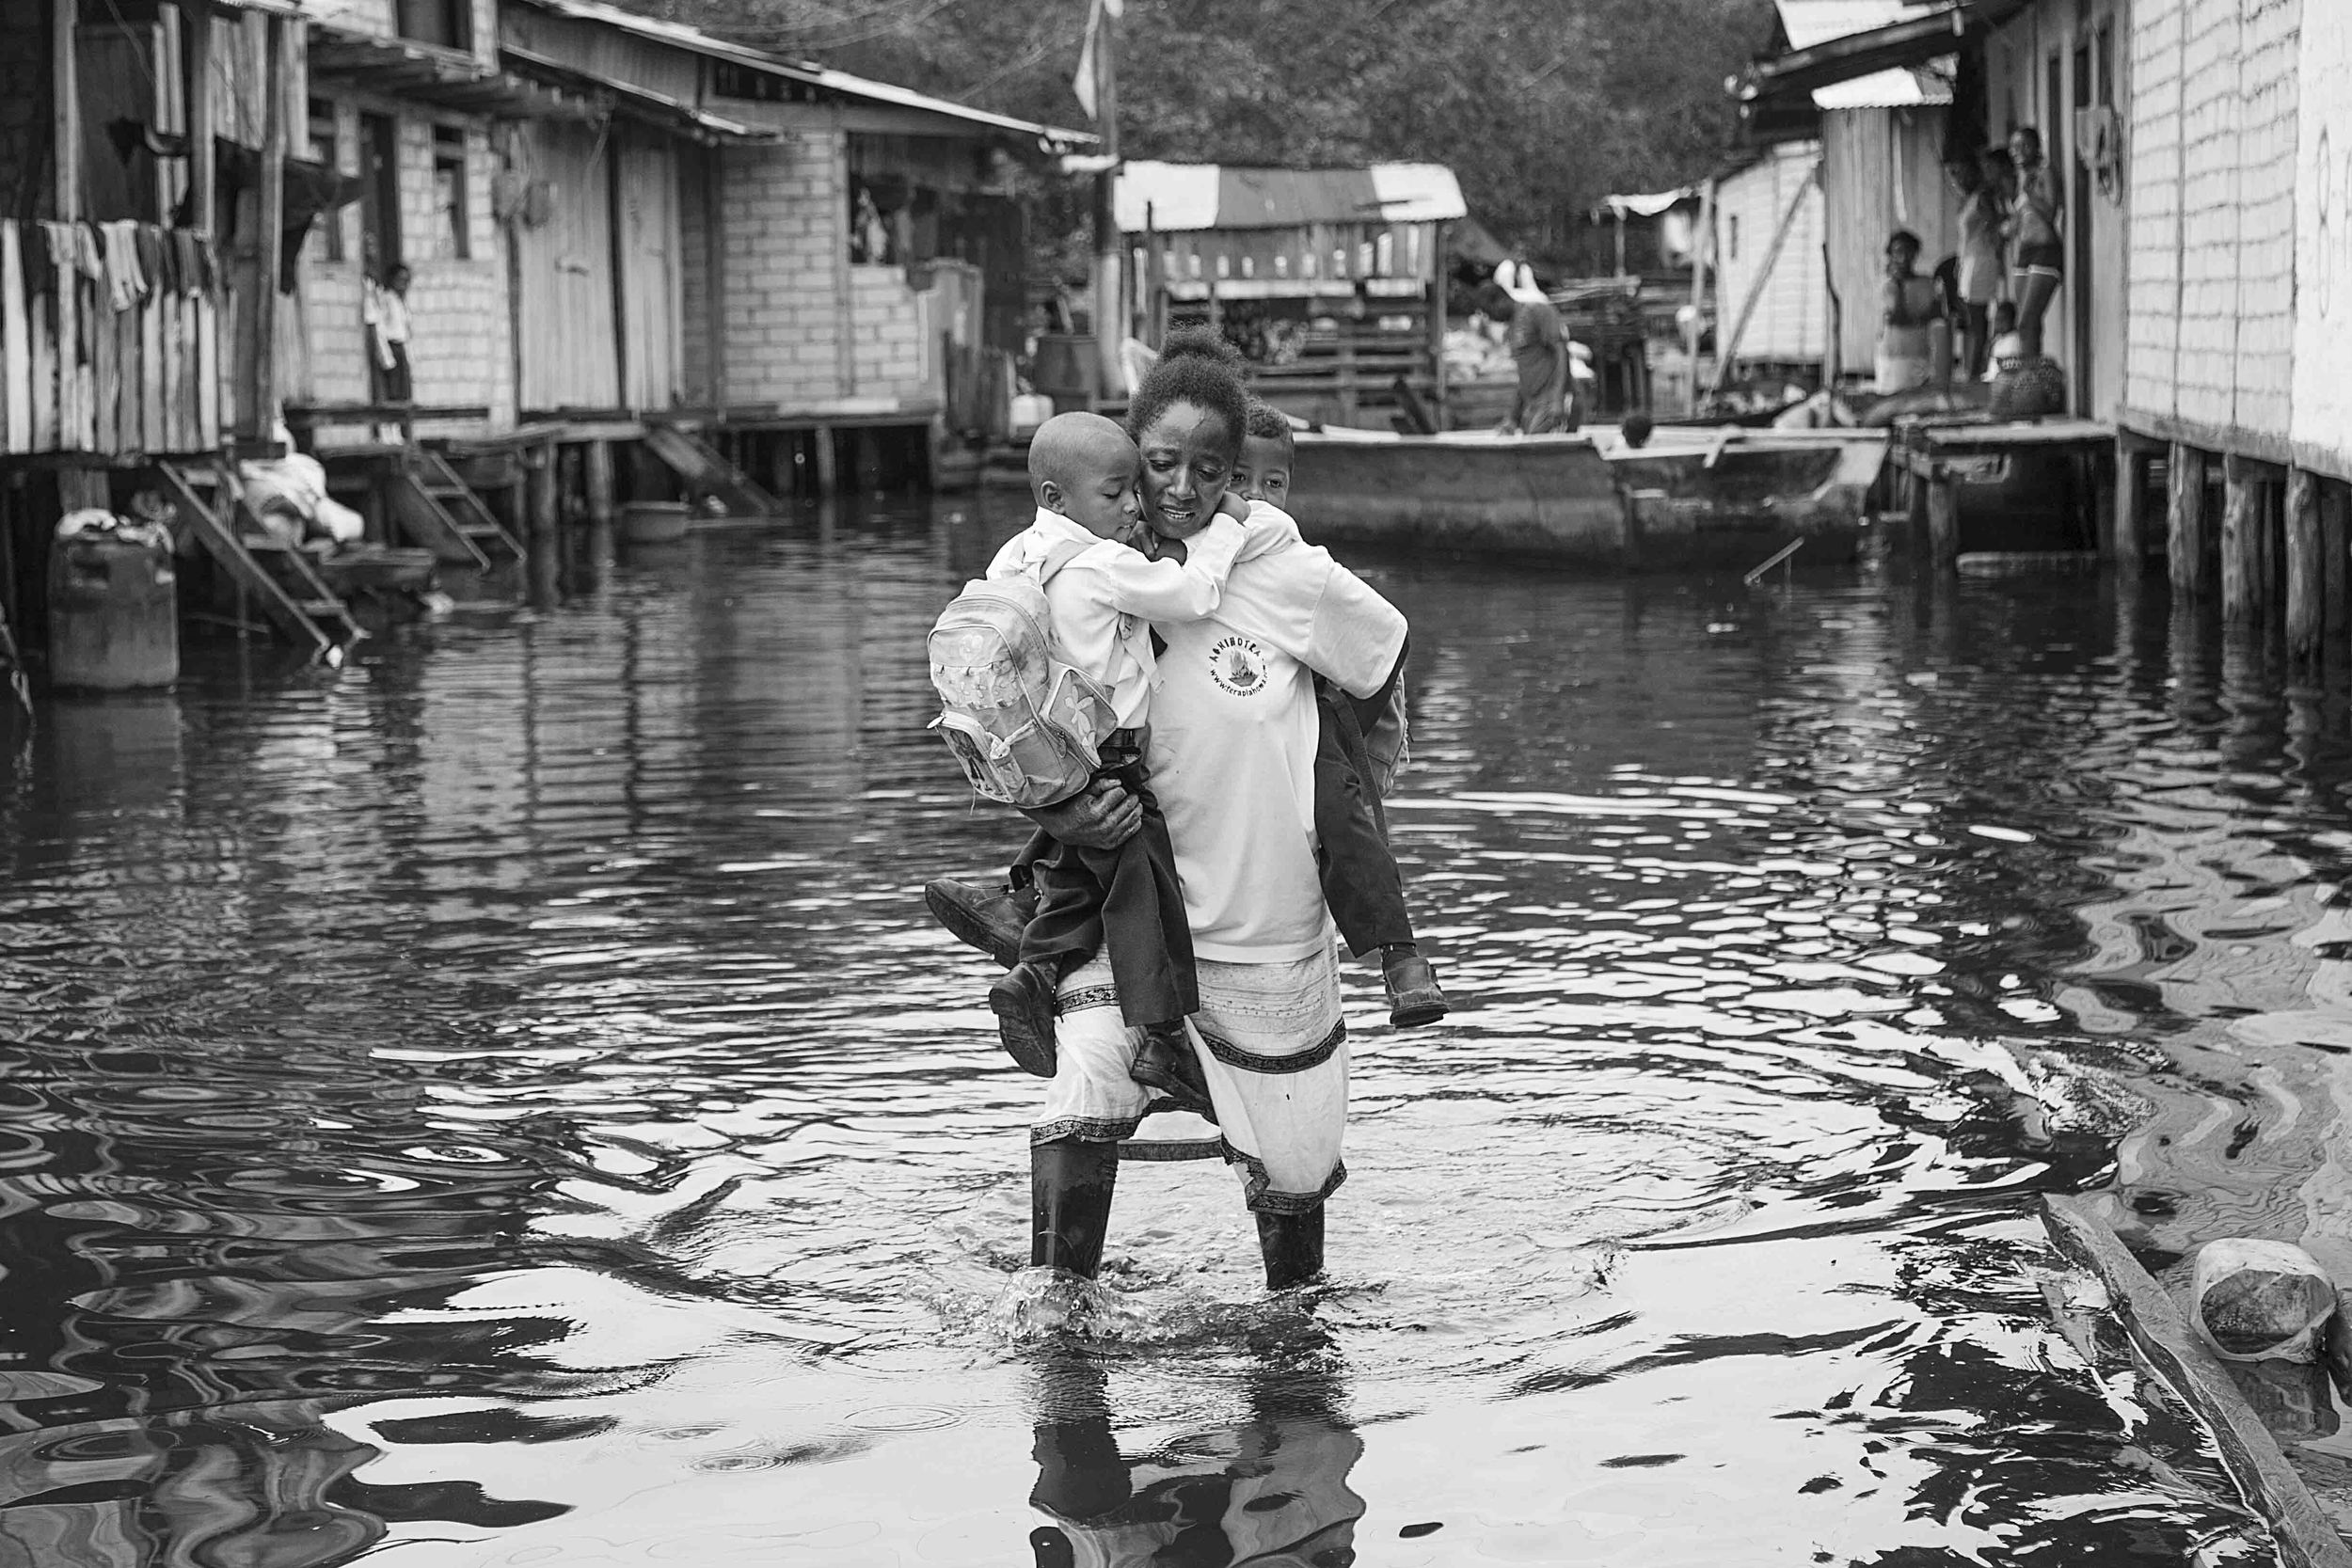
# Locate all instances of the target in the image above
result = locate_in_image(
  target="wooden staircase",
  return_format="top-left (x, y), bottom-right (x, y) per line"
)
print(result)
top-left (381, 449), bottom-right (525, 568)
top-left (642, 424), bottom-right (779, 517)
top-left (155, 460), bottom-right (362, 663)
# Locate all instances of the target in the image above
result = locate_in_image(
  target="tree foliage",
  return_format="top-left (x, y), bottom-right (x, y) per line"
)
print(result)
top-left (650, 0), bottom-right (1773, 260)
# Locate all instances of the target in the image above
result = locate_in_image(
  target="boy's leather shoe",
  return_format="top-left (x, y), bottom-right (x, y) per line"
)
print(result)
top-left (1130, 1022), bottom-right (1215, 1119)
top-left (989, 960), bottom-right (1059, 1076)
top-left (1384, 953), bottom-right (1449, 1028)
top-left (927, 877), bottom-right (1036, 969)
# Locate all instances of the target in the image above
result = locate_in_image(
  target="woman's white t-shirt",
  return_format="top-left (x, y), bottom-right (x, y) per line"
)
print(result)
top-left (1147, 612), bottom-right (1327, 963)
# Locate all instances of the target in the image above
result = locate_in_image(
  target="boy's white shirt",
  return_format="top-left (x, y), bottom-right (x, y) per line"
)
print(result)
top-left (985, 505), bottom-right (1248, 730)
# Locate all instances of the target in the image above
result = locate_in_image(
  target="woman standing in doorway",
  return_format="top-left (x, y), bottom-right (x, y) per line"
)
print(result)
top-left (2007, 127), bottom-right (2064, 357)
top-left (1948, 156), bottom-right (2004, 379)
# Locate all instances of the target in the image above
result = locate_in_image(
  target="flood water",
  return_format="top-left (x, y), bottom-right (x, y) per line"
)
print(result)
top-left (11, 496), bottom-right (2352, 1564)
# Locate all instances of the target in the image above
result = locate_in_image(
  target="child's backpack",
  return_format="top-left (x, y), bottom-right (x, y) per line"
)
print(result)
top-left (928, 543), bottom-right (1115, 808)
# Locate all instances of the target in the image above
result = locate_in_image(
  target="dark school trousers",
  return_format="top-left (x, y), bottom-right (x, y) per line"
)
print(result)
top-left (1013, 733), bottom-right (1197, 1028)
top-left (1313, 646), bottom-right (1415, 957)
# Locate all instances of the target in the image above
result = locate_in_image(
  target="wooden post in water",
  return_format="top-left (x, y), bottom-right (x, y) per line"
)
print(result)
top-left (2325, 480), bottom-right (2352, 654)
top-left (1925, 472), bottom-right (1959, 572)
top-left (584, 441), bottom-right (615, 527)
top-left (2222, 454), bottom-right (2262, 623)
top-left (812, 425), bottom-right (837, 496)
top-left (2288, 467), bottom-right (2323, 665)
top-left (526, 440), bottom-right (558, 549)
top-left (2169, 443), bottom-right (2210, 598)
top-left (2113, 438), bottom-right (2147, 567)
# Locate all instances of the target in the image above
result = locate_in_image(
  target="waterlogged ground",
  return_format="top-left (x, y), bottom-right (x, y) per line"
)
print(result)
top-left (8, 498), bottom-right (2352, 1563)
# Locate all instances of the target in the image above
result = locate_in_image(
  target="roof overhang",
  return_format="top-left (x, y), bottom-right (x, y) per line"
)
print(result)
top-left (500, 45), bottom-right (776, 141)
top-left (1733, 0), bottom-right (2027, 115)
top-left (501, 0), bottom-right (1097, 154)
top-left (310, 26), bottom-right (600, 119)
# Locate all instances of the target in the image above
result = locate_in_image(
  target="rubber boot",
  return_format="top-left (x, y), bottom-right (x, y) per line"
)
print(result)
top-left (1031, 1137), bottom-right (1120, 1279)
top-left (1256, 1205), bottom-right (1326, 1291)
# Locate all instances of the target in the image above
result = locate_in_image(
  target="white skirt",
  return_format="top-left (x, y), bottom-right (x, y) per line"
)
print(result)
top-left (1034, 941), bottom-right (1348, 1214)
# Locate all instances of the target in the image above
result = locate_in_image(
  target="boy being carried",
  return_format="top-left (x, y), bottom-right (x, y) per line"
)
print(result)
top-left (979, 412), bottom-right (1252, 1095)
top-left (1232, 402), bottom-right (1444, 1026)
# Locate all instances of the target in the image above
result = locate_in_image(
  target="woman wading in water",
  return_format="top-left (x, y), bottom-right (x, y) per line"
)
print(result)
top-left (1006, 331), bottom-right (1410, 1289)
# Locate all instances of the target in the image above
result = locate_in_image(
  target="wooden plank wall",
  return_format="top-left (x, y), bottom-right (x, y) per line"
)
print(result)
top-left (0, 218), bottom-right (222, 456)
top-left (1820, 105), bottom-right (1957, 374)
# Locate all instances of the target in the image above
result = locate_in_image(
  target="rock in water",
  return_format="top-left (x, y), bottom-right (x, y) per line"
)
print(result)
top-left (2190, 1238), bottom-right (2339, 1363)
top-left (1989, 356), bottom-right (2069, 420)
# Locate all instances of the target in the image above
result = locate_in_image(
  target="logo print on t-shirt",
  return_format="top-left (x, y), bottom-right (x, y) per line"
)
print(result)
top-left (1209, 634), bottom-right (1266, 696)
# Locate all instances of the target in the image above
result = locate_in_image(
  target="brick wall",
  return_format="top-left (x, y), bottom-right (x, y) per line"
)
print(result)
top-left (678, 144), bottom-right (711, 405)
top-left (2125, 0), bottom-right (2184, 418)
top-left (851, 265), bottom-right (930, 402)
top-left (295, 103), bottom-right (507, 429)
top-left (2232, 0), bottom-right (2302, 440)
top-left (2130, 0), bottom-right (2303, 444)
top-left (718, 132), bottom-right (845, 406)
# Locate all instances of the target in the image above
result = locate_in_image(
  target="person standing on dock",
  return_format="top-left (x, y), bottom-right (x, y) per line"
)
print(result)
top-left (1948, 156), bottom-right (2004, 380)
top-left (1474, 282), bottom-right (1570, 436)
top-left (1875, 230), bottom-right (1947, 396)
top-left (2006, 127), bottom-right (2063, 359)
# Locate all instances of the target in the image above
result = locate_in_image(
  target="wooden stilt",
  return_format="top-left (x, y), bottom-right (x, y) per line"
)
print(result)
top-left (584, 440), bottom-right (615, 526)
top-left (812, 423), bottom-right (837, 495)
top-left (2325, 480), bottom-right (2351, 652)
top-left (1925, 472), bottom-right (1959, 572)
top-left (2113, 442), bottom-right (2146, 567)
top-left (854, 427), bottom-right (880, 493)
top-left (2288, 467), bottom-right (2322, 664)
top-left (2169, 443), bottom-right (2210, 598)
top-left (526, 441), bottom-right (558, 545)
top-left (2222, 454), bottom-right (2261, 624)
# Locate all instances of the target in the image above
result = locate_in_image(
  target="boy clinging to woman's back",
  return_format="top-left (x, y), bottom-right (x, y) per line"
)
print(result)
top-left (1232, 401), bottom-right (1444, 1025)
top-left (979, 411), bottom-right (1252, 1096)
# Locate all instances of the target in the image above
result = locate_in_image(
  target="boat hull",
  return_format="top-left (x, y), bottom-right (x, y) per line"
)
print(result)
top-left (1289, 427), bottom-right (1888, 568)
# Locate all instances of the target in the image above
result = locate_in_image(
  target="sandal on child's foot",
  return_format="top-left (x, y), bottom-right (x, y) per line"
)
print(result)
top-left (1384, 952), bottom-right (1449, 1028)
top-left (1131, 1023), bottom-right (1213, 1117)
top-left (988, 961), bottom-right (1060, 1076)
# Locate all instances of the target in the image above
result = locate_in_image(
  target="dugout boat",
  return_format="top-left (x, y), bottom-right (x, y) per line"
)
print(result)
top-left (1287, 424), bottom-right (1890, 568)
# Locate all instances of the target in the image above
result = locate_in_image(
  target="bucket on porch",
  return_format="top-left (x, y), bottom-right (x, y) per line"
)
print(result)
top-left (47, 512), bottom-right (179, 691)
top-left (620, 500), bottom-right (691, 545)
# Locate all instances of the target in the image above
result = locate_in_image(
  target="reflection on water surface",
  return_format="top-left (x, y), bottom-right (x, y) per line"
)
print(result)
top-left (2, 496), bottom-right (2347, 1563)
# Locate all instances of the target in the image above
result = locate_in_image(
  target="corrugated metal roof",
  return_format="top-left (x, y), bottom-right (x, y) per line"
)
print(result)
top-left (1114, 162), bottom-right (1466, 233)
top-left (504, 0), bottom-right (1096, 150)
top-left (1773, 0), bottom-right (1947, 50)
top-left (1813, 63), bottom-right (1953, 108)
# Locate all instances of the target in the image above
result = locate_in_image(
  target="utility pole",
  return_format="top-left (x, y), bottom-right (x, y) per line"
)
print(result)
top-left (1090, 3), bottom-right (1122, 403)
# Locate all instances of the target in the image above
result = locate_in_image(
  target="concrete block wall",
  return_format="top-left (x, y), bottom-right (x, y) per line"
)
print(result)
top-left (2129, 0), bottom-right (2303, 443)
top-left (851, 266), bottom-right (930, 403)
top-left (678, 146), bottom-right (712, 405)
top-left (296, 104), bottom-right (508, 427)
top-left (718, 132), bottom-right (847, 406)
top-left (2232, 0), bottom-right (2302, 441)
top-left (2125, 0), bottom-right (2184, 419)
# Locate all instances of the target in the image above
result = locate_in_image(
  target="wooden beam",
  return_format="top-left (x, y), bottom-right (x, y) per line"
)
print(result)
top-left (2041, 1196), bottom-right (2352, 1568)
top-left (2289, 467), bottom-right (2323, 664)
top-left (185, 3), bottom-right (213, 231)
top-left (2113, 440), bottom-right (2146, 567)
top-left (1926, 471), bottom-right (1959, 572)
top-left (2223, 452), bottom-right (2265, 625)
top-left (53, 0), bottom-right (80, 222)
top-left (2169, 443), bottom-right (2210, 599)
top-left (246, 12), bottom-right (288, 441)
top-left (2326, 481), bottom-right (2351, 653)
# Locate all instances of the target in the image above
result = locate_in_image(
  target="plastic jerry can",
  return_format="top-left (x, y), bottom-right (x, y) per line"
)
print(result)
top-left (48, 529), bottom-right (179, 690)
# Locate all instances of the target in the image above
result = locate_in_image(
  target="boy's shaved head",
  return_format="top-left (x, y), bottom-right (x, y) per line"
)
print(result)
top-left (1029, 411), bottom-right (1143, 541)
top-left (1029, 412), bottom-right (1136, 494)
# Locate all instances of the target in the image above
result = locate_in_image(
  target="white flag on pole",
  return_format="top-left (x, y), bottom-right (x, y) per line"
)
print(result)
top-left (1073, 0), bottom-right (1103, 119)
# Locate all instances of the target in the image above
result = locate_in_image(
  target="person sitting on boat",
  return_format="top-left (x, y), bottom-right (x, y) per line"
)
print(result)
top-left (1874, 230), bottom-right (1948, 396)
top-left (1232, 397), bottom-right (1445, 1030)
top-left (970, 412), bottom-right (1259, 1108)
top-left (1473, 282), bottom-right (1570, 436)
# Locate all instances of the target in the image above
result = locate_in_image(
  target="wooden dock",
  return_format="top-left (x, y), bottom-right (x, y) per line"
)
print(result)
top-left (1887, 419), bottom-right (2116, 570)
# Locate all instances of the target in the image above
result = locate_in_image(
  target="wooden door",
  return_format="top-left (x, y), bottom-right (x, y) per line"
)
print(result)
top-left (617, 133), bottom-right (680, 413)
top-left (513, 121), bottom-right (619, 414)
